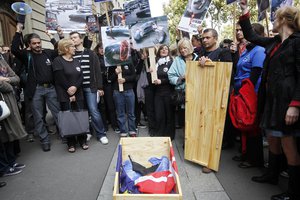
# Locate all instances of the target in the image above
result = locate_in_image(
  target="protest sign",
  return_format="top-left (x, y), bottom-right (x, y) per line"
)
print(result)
top-left (130, 16), bottom-right (170, 49)
top-left (101, 26), bottom-right (131, 66)
top-left (178, 0), bottom-right (212, 34)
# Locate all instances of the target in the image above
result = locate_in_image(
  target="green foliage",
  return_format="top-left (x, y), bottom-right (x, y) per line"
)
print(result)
top-left (164, 0), bottom-right (188, 43)
top-left (164, 0), bottom-right (300, 43)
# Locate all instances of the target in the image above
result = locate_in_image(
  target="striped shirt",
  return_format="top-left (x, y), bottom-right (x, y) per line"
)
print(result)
top-left (74, 50), bottom-right (90, 88)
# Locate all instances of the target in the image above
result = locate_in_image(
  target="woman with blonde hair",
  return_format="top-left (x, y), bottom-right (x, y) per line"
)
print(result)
top-left (168, 38), bottom-right (198, 142)
top-left (52, 39), bottom-right (86, 153)
top-left (239, 1), bottom-right (300, 199)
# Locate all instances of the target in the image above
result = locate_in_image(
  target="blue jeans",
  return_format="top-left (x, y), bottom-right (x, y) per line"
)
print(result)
top-left (113, 89), bottom-right (136, 133)
top-left (32, 86), bottom-right (60, 144)
top-left (83, 88), bottom-right (106, 139)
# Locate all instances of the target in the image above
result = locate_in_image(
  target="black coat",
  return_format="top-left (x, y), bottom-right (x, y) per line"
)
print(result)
top-left (240, 17), bottom-right (300, 132)
top-left (11, 32), bottom-right (58, 99)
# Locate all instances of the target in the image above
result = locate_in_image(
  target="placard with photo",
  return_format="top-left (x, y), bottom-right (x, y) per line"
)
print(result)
top-left (86, 15), bottom-right (99, 33)
top-left (111, 9), bottom-right (126, 27)
top-left (101, 26), bottom-right (132, 66)
top-left (178, 0), bottom-right (212, 34)
top-left (130, 16), bottom-right (170, 49)
top-left (124, 0), bottom-right (151, 24)
top-left (45, 0), bottom-right (92, 32)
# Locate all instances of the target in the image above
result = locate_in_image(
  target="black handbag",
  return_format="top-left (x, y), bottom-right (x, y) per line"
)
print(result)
top-left (57, 105), bottom-right (89, 137)
top-left (171, 89), bottom-right (185, 106)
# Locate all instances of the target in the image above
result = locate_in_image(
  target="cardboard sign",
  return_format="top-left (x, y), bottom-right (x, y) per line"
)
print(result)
top-left (101, 26), bottom-right (132, 67)
top-left (130, 16), bottom-right (170, 49)
top-left (178, 0), bottom-right (212, 34)
top-left (111, 9), bottom-right (126, 27)
top-left (86, 15), bottom-right (99, 33)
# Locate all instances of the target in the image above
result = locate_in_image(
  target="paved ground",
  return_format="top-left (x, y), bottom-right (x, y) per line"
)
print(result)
top-left (0, 120), bottom-right (287, 200)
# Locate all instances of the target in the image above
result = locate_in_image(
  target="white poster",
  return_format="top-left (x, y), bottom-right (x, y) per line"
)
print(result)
top-left (178, 0), bottom-right (212, 34)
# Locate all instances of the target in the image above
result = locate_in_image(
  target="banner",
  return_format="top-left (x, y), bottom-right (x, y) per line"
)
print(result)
top-left (257, 0), bottom-right (270, 21)
top-left (271, 0), bottom-right (293, 21)
top-left (178, 0), bottom-right (212, 34)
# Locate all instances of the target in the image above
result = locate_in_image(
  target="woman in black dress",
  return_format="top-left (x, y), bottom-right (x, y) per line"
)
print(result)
top-left (152, 45), bottom-right (175, 140)
top-left (53, 39), bottom-right (87, 153)
top-left (239, 1), bottom-right (300, 199)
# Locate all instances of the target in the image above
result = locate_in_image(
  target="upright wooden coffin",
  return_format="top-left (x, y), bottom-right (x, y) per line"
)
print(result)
top-left (185, 61), bottom-right (232, 171)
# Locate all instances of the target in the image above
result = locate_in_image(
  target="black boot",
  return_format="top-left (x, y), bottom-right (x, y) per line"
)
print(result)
top-left (288, 165), bottom-right (300, 200)
top-left (251, 152), bottom-right (282, 185)
top-left (271, 165), bottom-right (300, 200)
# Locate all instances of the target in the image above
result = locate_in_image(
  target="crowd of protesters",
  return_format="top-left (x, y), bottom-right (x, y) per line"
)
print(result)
top-left (0, 1), bottom-right (300, 199)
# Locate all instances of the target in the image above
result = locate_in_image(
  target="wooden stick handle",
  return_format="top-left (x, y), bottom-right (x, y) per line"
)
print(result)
top-left (148, 47), bottom-right (157, 83)
top-left (117, 66), bottom-right (124, 92)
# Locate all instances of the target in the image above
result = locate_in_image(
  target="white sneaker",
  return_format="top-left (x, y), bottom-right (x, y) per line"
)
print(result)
top-left (120, 133), bottom-right (127, 137)
top-left (99, 136), bottom-right (108, 145)
top-left (86, 134), bottom-right (92, 141)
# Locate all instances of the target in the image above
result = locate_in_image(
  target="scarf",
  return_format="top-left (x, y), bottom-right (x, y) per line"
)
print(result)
top-left (155, 56), bottom-right (171, 71)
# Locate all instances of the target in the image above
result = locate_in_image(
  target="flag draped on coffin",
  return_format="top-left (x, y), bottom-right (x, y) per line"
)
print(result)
top-left (271, 0), bottom-right (293, 21)
top-left (257, 0), bottom-right (270, 21)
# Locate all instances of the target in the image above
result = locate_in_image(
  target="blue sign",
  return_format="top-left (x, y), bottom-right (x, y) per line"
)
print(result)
top-left (226, 0), bottom-right (237, 4)
top-left (94, 0), bottom-right (112, 2)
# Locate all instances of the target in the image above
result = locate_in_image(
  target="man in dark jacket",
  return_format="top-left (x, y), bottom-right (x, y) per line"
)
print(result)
top-left (11, 24), bottom-right (60, 152)
top-left (69, 31), bottom-right (108, 145)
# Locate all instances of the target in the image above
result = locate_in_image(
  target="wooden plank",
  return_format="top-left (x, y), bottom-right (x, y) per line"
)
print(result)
top-left (185, 61), bottom-right (232, 171)
top-left (121, 137), bottom-right (170, 167)
top-left (114, 194), bottom-right (182, 200)
top-left (148, 47), bottom-right (157, 83)
top-left (113, 172), bottom-right (119, 200)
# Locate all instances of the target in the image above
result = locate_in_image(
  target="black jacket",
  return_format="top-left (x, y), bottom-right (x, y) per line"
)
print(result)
top-left (76, 49), bottom-right (103, 92)
top-left (11, 32), bottom-right (58, 99)
top-left (108, 64), bottom-right (136, 91)
top-left (240, 16), bottom-right (300, 132)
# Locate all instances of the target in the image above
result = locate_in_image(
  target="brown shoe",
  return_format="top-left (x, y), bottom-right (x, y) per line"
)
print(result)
top-left (202, 167), bottom-right (213, 173)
